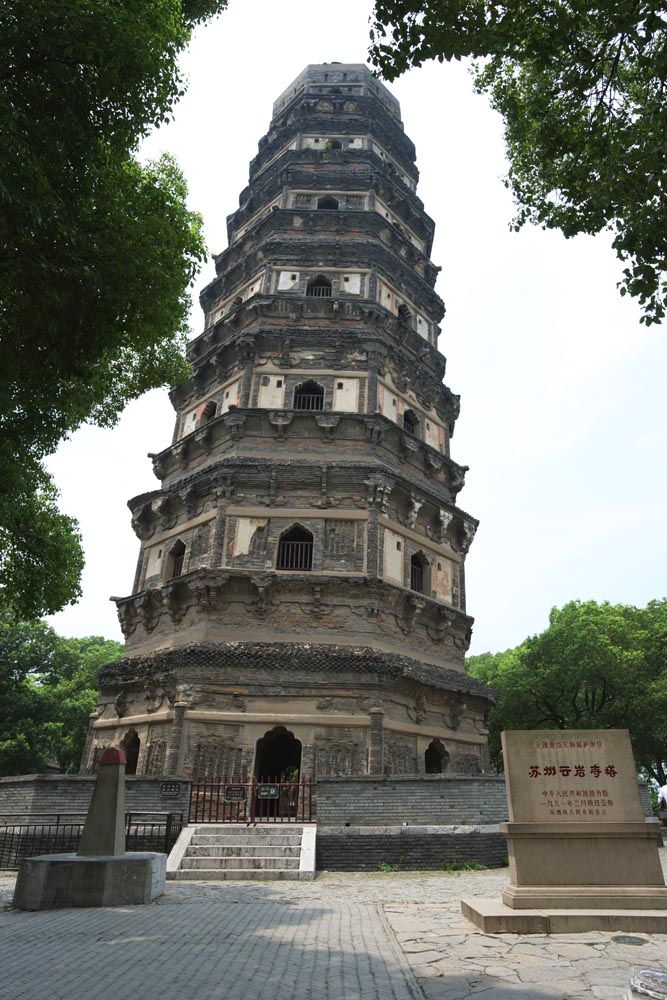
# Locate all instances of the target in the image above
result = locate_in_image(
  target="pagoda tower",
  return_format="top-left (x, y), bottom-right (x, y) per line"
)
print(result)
top-left (86, 64), bottom-right (494, 781)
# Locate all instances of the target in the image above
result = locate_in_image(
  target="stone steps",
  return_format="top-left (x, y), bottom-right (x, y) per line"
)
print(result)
top-left (168, 824), bottom-right (315, 881)
top-left (182, 855), bottom-right (299, 870)
top-left (187, 843), bottom-right (301, 857)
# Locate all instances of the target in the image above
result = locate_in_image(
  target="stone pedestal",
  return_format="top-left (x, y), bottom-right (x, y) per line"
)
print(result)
top-left (12, 747), bottom-right (166, 911)
top-left (12, 852), bottom-right (166, 910)
top-left (501, 820), bottom-right (667, 909)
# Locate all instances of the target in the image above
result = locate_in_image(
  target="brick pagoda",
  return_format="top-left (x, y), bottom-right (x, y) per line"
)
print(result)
top-left (84, 63), bottom-right (494, 782)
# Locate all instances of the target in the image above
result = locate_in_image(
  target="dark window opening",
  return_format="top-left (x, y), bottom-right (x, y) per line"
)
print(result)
top-left (306, 275), bottom-right (332, 298)
top-left (317, 195), bottom-right (339, 210)
top-left (201, 400), bottom-right (216, 423)
top-left (398, 303), bottom-right (412, 323)
top-left (277, 526), bottom-right (313, 571)
top-left (403, 409), bottom-right (419, 435)
top-left (167, 540), bottom-right (186, 580)
top-left (293, 379), bottom-right (324, 411)
top-left (327, 139), bottom-right (342, 149)
top-left (425, 739), bottom-right (448, 774)
top-left (121, 731), bottom-right (141, 775)
top-left (232, 296), bottom-right (243, 307)
top-left (410, 552), bottom-right (429, 594)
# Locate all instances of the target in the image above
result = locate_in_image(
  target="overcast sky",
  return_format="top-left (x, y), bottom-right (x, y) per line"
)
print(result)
top-left (46, 0), bottom-right (667, 656)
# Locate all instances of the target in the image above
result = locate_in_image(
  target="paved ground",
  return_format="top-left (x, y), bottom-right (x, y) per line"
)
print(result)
top-left (2, 854), bottom-right (667, 1000)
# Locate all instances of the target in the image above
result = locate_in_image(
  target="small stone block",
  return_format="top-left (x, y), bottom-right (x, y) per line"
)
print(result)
top-left (12, 852), bottom-right (166, 910)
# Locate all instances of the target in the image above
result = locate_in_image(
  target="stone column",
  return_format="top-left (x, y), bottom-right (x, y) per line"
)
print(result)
top-left (366, 508), bottom-right (379, 580)
top-left (79, 711), bottom-right (100, 774)
top-left (368, 707), bottom-right (385, 776)
top-left (164, 702), bottom-right (188, 775)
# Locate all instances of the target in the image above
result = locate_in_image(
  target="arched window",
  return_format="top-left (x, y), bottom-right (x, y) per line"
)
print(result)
top-left (293, 379), bottom-right (324, 411)
top-left (410, 552), bottom-right (430, 594)
top-left (317, 195), bottom-right (339, 210)
top-left (277, 526), bottom-right (313, 571)
top-left (121, 730), bottom-right (141, 776)
top-left (425, 739), bottom-right (449, 774)
top-left (232, 295), bottom-right (243, 307)
top-left (403, 409), bottom-right (419, 435)
top-left (398, 303), bottom-right (412, 323)
top-left (167, 540), bottom-right (186, 580)
top-left (306, 275), bottom-right (332, 298)
top-left (326, 139), bottom-right (342, 149)
top-left (200, 400), bottom-right (216, 424)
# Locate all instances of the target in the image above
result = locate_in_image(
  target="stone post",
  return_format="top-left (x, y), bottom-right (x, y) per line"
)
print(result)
top-left (78, 748), bottom-right (126, 856)
top-left (164, 701), bottom-right (188, 775)
top-left (368, 707), bottom-right (385, 776)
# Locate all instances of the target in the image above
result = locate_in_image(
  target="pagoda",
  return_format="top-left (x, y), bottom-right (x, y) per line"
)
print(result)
top-left (84, 63), bottom-right (494, 782)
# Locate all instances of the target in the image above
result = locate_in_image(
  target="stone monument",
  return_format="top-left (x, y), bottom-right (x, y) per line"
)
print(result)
top-left (462, 729), bottom-right (667, 932)
top-left (13, 748), bottom-right (166, 910)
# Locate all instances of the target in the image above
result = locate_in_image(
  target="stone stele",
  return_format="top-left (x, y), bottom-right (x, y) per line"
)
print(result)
top-left (12, 748), bottom-right (166, 910)
top-left (461, 729), bottom-right (667, 933)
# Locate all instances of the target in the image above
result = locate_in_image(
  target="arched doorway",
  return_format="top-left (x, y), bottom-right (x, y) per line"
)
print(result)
top-left (121, 730), bottom-right (141, 775)
top-left (255, 726), bottom-right (301, 781)
top-left (425, 738), bottom-right (449, 774)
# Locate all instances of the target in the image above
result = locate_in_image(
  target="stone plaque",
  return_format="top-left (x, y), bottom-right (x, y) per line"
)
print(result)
top-left (224, 784), bottom-right (247, 803)
top-left (256, 783), bottom-right (280, 799)
top-left (160, 782), bottom-right (181, 799)
top-left (502, 729), bottom-right (644, 824)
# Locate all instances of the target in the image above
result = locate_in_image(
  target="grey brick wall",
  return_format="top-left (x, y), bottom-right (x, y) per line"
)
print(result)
top-left (316, 826), bottom-right (508, 871)
top-left (316, 774), bottom-right (509, 826)
top-left (0, 775), bottom-right (191, 819)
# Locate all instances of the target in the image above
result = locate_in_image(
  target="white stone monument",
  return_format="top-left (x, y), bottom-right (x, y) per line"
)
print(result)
top-left (462, 729), bottom-right (667, 932)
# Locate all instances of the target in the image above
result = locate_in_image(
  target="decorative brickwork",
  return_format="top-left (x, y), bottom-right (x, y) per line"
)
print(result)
top-left (90, 63), bottom-right (495, 783)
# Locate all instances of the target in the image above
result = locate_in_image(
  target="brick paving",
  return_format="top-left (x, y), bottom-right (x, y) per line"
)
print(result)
top-left (2, 852), bottom-right (667, 999)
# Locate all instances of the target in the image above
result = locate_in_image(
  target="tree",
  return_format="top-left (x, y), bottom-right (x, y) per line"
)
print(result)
top-left (0, 0), bottom-right (227, 617)
top-left (467, 600), bottom-right (667, 782)
top-left (0, 612), bottom-right (123, 776)
top-left (369, 1), bottom-right (667, 325)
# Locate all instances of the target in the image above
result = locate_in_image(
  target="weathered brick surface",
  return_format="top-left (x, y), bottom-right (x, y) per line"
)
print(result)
top-left (0, 774), bottom-right (191, 819)
top-left (316, 827), bottom-right (508, 871)
top-left (316, 775), bottom-right (509, 827)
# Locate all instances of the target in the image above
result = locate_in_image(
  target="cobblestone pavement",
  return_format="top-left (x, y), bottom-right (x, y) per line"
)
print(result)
top-left (2, 853), bottom-right (667, 1000)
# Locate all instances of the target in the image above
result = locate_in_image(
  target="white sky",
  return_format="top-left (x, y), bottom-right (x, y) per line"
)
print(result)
top-left (46, 0), bottom-right (667, 656)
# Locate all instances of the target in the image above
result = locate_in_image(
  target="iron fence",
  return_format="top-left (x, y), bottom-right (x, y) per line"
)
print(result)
top-left (293, 394), bottom-right (324, 411)
top-left (189, 777), bottom-right (314, 824)
top-left (277, 540), bottom-right (313, 570)
top-left (0, 811), bottom-right (183, 870)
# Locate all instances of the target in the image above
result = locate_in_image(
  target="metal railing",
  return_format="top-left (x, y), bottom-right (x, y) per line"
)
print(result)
top-left (410, 563), bottom-right (424, 592)
top-left (293, 393), bottom-right (324, 411)
top-left (306, 285), bottom-right (332, 297)
top-left (277, 540), bottom-right (313, 570)
top-left (0, 811), bottom-right (183, 870)
top-left (189, 777), bottom-right (314, 824)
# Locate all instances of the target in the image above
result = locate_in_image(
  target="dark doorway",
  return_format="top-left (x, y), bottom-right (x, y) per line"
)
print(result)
top-left (121, 730), bottom-right (141, 775)
top-left (425, 738), bottom-right (448, 774)
top-left (255, 726), bottom-right (302, 781)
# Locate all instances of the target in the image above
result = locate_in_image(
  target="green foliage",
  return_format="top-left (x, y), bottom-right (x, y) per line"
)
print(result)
top-left (0, 612), bottom-right (123, 776)
top-left (467, 599), bottom-right (667, 783)
top-left (441, 859), bottom-right (487, 872)
top-left (0, 0), bottom-right (227, 616)
top-left (378, 861), bottom-right (401, 872)
top-left (370, 1), bottom-right (667, 324)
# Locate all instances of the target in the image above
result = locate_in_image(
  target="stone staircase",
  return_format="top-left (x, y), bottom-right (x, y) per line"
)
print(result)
top-left (167, 824), bottom-right (315, 881)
